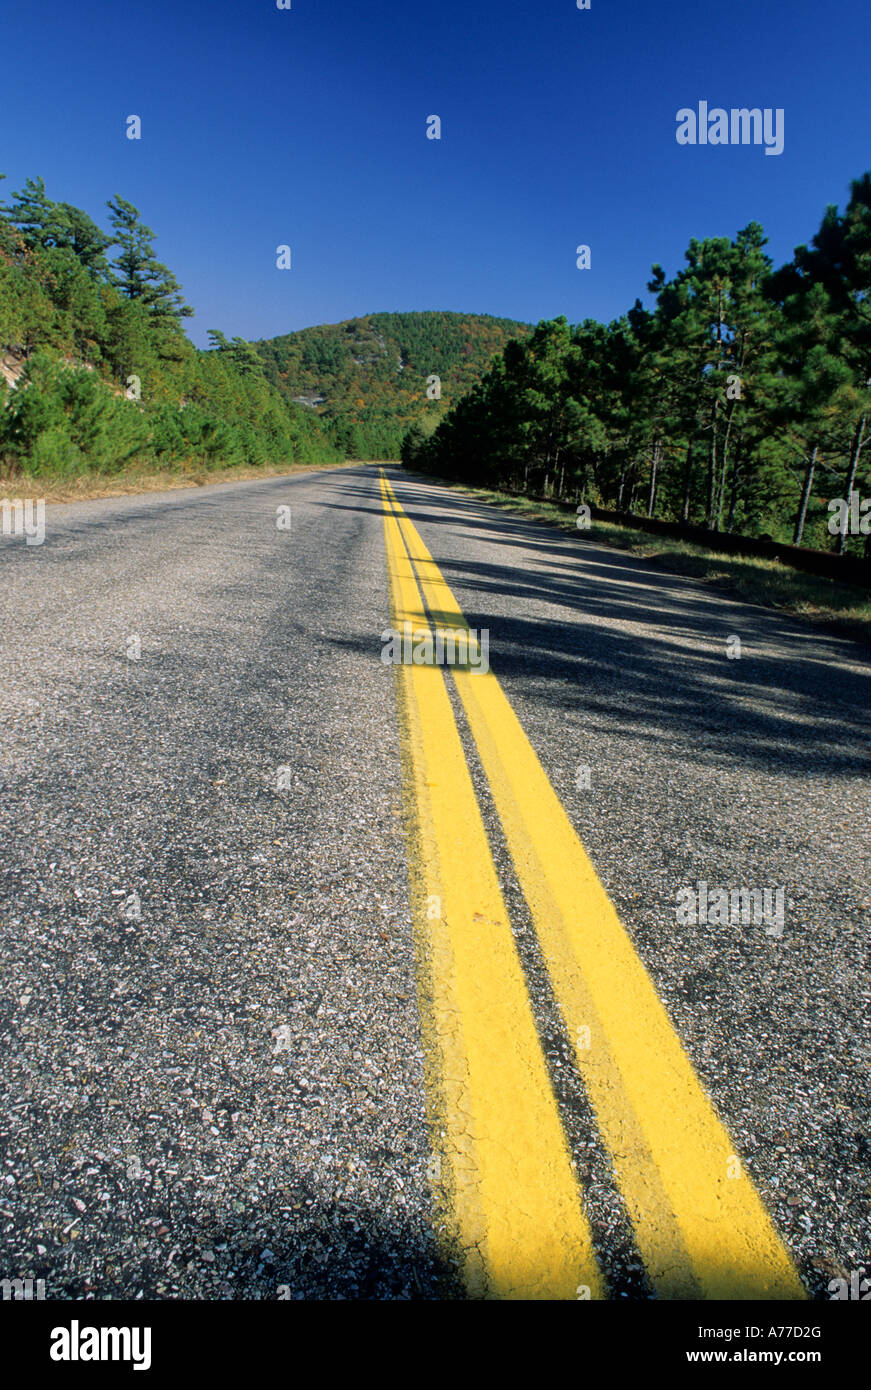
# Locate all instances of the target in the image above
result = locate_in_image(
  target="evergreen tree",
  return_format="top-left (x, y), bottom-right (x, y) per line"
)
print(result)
top-left (6, 177), bottom-right (70, 250)
top-left (56, 203), bottom-right (112, 279)
top-left (207, 328), bottom-right (265, 376)
top-left (768, 176), bottom-right (871, 552)
top-left (106, 195), bottom-right (192, 320)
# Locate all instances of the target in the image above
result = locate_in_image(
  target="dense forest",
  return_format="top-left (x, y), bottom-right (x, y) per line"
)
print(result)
top-left (4, 164), bottom-right (871, 561)
top-left (0, 176), bottom-right (528, 478)
top-left (405, 174), bottom-right (871, 558)
top-left (254, 311), bottom-right (531, 459)
top-left (0, 175), bottom-right (340, 476)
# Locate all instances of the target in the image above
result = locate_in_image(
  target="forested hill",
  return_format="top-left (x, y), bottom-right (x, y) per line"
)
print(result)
top-left (0, 175), bottom-right (342, 477)
top-left (0, 174), bottom-right (529, 474)
top-left (254, 312), bottom-right (532, 459)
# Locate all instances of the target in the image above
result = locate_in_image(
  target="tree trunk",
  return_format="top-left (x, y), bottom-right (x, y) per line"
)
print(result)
top-left (647, 438), bottom-right (661, 517)
top-left (575, 462), bottom-right (588, 504)
top-left (726, 450), bottom-right (742, 532)
top-left (715, 399), bottom-right (737, 531)
top-left (681, 439), bottom-right (694, 524)
top-left (793, 446), bottom-right (818, 546)
top-left (724, 423), bottom-right (745, 532)
top-left (706, 400), bottom-right (719, 529)
top-left (836, 413), bottom-right (867, 554)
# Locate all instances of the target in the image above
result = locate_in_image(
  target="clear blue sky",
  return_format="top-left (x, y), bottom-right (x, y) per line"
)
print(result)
top-left (2, 0), bottom-right (869, 348)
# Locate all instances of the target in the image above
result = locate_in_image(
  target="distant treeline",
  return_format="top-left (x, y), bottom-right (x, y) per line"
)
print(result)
top-left (0, 176), bottom-right (340, 476)
top-left (404, 174), bottom-right (871, 558)
top-left (0, 175), bottom-right (529, 479)
top-left (254, 311), bottom-right (532, 460)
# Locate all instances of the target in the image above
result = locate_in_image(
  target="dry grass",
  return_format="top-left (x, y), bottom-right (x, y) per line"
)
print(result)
top-left (0, 459), bottom-right (371, 504)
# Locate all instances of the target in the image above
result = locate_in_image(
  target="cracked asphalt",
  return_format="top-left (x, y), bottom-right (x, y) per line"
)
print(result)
top-left (1, 463), bottom-right (869, 1299)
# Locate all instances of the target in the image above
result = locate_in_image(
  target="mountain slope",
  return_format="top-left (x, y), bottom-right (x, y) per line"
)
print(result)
top-left (254, 310), bottom-right (532, 458)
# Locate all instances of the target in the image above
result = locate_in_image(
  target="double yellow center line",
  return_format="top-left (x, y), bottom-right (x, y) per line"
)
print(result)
top-left (380, 472), bottom-right (804, 1301)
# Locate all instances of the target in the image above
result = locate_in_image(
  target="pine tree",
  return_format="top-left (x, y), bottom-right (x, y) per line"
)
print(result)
top-left (6, 177), bottom-right (71, 249)
top-left (207, 329), bottom-right (264, 376)
top-left (106, 196), bottom-right (192, 320)
top-left (55, 203), bottom-right (111, 279)
top-left (0, 173), bottom-right (18, 257)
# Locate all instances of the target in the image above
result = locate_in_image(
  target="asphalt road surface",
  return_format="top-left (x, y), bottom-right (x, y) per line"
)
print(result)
top-left (1, 464), bottom-right (869, 1300)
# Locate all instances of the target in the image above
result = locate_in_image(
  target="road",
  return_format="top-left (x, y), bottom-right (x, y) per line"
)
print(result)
top-left (0, 463), bottom-right (869, 1300)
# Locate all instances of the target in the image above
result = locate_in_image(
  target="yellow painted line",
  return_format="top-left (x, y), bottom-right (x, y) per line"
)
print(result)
top-left (379, 475), bottom-right (603, 1300)
top-left (383, 473), bottom-right (805, 1301)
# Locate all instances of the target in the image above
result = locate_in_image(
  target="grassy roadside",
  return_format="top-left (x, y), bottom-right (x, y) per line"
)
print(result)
top-left (0, 459), bottom-right (375, 504)
top-left (441, 480), bottom-right (871, 646)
